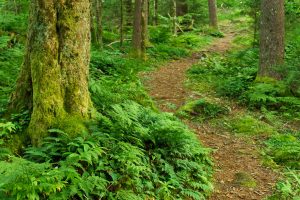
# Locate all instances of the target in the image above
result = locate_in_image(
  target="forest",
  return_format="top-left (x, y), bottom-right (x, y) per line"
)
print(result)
top-left (0, 0), bottom-right (299, 199)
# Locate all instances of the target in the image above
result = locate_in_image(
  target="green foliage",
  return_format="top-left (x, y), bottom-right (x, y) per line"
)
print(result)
top-left (264, 133), bottom-right (300, 169)
top-left (268, 170), bottom-right (300, 200)
top-left (229, 115), bottom-right (277, 136)
top-left (169, 33), bottom-right (212, 50)
top-left (0, 35), bottom-right (24, 110)
top-left (177, 99), bottom-right (229, 121)
top-left (0, 102), bottom-right (213, 199)
top-left (0, 0), bottom-right (29, 34)
top-left (148, 44), bottom-right (189, 60)
top-left (188, 45), bottom-right (300, 119)
top-left (243, 81), bottom-right (300, 118)
top-left (149, 26), bottom-right (172, 44)
top-left (89, 50), bottom-right (155, 111)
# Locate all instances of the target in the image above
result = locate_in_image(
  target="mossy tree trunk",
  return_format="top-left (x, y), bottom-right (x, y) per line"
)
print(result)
top-left (208, 0), bottom-right (218, 29)
top-left (9, 0), bottom-right (92, 146)
top-left (259, 0), bottom-right (285, 79)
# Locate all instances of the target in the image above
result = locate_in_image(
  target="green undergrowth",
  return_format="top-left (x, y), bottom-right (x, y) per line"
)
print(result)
top-left (0, 9), bottom-right (216, 200)
top-left (148, 26), bottom-right (213, 60)
top-left (0, 35), bottom-right (24, 111)
top-left (0, 101), bottom-right (213, 200)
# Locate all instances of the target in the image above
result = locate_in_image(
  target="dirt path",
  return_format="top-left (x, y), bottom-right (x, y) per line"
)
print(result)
top-left (144, 29), bottom-right (278, 199)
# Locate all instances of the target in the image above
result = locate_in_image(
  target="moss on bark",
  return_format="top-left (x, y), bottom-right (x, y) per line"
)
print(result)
top-left (9, 0), bottom-right (92, 146)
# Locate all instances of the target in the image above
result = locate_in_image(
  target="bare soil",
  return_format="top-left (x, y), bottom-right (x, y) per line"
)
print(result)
top-left (144, 29), bottom-right (278, 199)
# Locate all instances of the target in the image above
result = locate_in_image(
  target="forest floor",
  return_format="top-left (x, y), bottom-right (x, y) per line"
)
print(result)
top-left (144, 23), bottom-right (279, 200)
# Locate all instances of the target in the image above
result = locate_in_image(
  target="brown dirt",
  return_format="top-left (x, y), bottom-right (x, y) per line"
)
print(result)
top-left (144, 30), bottom-right (278, 199)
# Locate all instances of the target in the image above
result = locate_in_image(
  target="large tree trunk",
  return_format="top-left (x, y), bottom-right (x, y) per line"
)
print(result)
top-left (259, 0), bottom-right (285, 79)
top-left (9, 0), bottom-right (92, 145)
top-left (208, 0), bottom-right (218, 28)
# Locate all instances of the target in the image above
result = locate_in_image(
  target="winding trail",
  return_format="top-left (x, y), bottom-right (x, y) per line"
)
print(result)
top-left (144, 25), bottom-right (278, 199)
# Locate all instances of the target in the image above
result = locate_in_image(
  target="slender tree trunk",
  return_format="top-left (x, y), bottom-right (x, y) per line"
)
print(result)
top-left (259, 0), bottom-right (285, 79)
top-left (95, 0), bottom-right (103, 47)
top-left (90, 0), bottom-right (97, 43)
top-left (125, 0), bottom-right (133, 26)
top-left (144, 0), bottom-right (149, 45)
top-left (208, 0), bottom-right (218, 29)
top-left (141, 0), bottom-right (147, 59)
top-left (253, 10), bottom-right (258, 48)
top-left (154, 0), bottom-right (158, 25)
top-left (9, 0), bottom-right (92, 145)
top-left (172, 0), bottom-right (177, 36)
top-left (120, 0), bottom-right (124, 47)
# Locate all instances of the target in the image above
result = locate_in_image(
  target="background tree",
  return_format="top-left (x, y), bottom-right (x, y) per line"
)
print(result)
top-left (132, 0), bottom-right (147, 59)
top-left (95, 0), bottom-right (103, 47)
top-left (259, 0), bottom-right (285, 79)
top-left (172, 0), bottom-right (177, 35)
top-left (9, 0), bottom-right (92, 145)
top-left (208, 0), bottom-right (218, 28)
top-left (176, 0), bottom-right (188, 16)
top-left (154, 0), bottom-right (158, 25)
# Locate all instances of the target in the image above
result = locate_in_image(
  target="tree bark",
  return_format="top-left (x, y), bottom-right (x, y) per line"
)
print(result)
top-left (172, 0), bottom-right (177, 36)
top-left (154, 0), bottom-right (158, 25)
top-left (141, 0), bottom-right (147, 59)
top-left (208, 0), bottom-right (218, 29)
top-left (176, 0), bottom-right (188, 16)
top-left (259, 0), bottom-right (285, 79)
top-left (120, 0), bottom-right (124, 47)
top-left (132, 0), bottom-right (143, 57)
top-left (95, 0), bottom-right (103, 47)
top-left (125, 0), bottom-right (133, 26)
top-left (9, 0), bottom-right (92, 145)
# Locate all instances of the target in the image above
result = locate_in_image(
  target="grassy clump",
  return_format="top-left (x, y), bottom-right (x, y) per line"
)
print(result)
top-left (233, 172), bottom-right (257, 188)
top-left (0, 101), bottom-right (213, 200)
top-left (177, 99), bottom-right (229, 121)
top-left (229, 115), bottom-right (277, 136)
